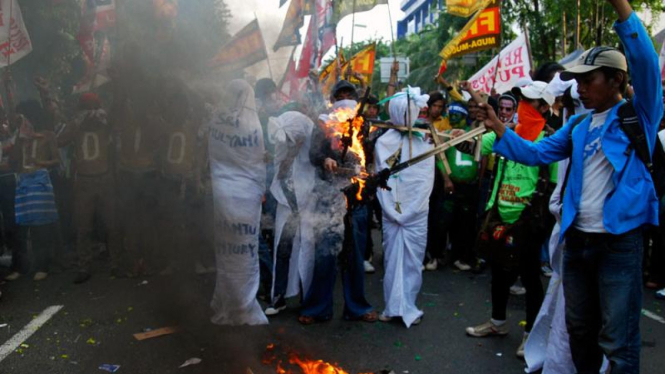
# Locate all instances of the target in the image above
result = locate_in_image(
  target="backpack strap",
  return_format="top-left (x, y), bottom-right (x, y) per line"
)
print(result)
top-left (618, 101), bottom-right (653, 173)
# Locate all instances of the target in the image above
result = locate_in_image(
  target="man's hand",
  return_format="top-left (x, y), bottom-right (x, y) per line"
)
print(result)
top-left (443, 177), bottom-right (455, 195)
top-left (459, 81), bottom-right (473, 92)
top-left (477, 103), bottom-right (506, 138)
top-left (323, 157), bottom-right (338, 173)
top-left (449, 129), bottom-right (466, 139)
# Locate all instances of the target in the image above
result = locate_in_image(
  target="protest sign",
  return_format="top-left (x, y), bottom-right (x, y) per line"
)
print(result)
top-left (466, 34), bottom-right (531, 94)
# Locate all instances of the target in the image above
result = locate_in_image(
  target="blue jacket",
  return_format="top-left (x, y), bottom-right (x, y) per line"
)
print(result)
top-left (493, 12), bottom-right (664, 238)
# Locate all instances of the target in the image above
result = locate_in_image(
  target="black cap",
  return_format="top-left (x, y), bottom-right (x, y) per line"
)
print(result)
top-left (331, 80), bottom-right (358, 102)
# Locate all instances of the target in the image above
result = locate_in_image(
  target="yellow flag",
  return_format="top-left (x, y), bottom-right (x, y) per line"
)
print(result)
top-left (446, 0), bottom-right (484, 18)
top-left (439, 0), bottom-right (501, 60)
top-left (343, 44), bottom-right (377, 85)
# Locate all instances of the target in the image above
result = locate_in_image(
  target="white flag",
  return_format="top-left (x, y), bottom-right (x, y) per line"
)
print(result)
top-left (659, 42), bottom-right (665, 80)
top-left (466, 34), bottom-right (531, 95)
top-left (0, 0), bottom-right (32, 67)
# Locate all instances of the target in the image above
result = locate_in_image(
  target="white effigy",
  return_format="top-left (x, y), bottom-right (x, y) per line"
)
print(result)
top-left (375, 87), bottom-right (434, 328)
top-left (208, 80), bottom-right (268, 326)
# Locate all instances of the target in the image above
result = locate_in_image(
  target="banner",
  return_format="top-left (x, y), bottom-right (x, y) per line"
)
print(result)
top-left (0, 0), bottom-right (32, 67)
top-left (439, 0), bottom-right (500, 60)
top-left (84, 0), bottom-right (116, 32)
top-left (73, 37), bottom-right (111, 94)
top-left (296, 18), bottom-right (317, 78)
top-left (342, 43), bottom-right (376, 85)
top-left (208, 19), bottom-right (268, 71)
top-left (333, 0), bottom-right (388, 22)
top-left (446, 0), bottom-right (484, 18)
top-left (315, 0), bottom-right (335, 63)
top-left (274, 0), bottom-right (306, 51)
top-left (466, 34), bottom-right (531, 95)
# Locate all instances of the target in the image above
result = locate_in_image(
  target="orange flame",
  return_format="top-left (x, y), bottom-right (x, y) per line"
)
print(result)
top-left (288, 353), bottom-right (350, 374)
top-left (324, 105), bottom-right (366, 168)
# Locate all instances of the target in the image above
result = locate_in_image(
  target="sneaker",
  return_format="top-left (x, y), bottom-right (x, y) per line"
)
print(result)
top-left (265, 295), bottom-right (286, 316)
top-left (33, 272), bottom-right (48, 281)
top-left (411, 316), bottom-right (423, 325)
top-left (5, 272), bottom-right (20, 281)
top-left (466, 320), bottom-right (509, 337)
top-left (378, 313), bottom-right (393, 322)
top-left (656, 288), bottom-right (665, 300)
top-left (510, 285), bottom-right (526, 296)
top-left (541, 264), bottom-right (553, 277)
top-left (363, 260), bottom-right (376, 273)
top-left (454, 260), bottom-right (471, 271)
top-left (516, 332), bottom-right (529, 358)
top-left (425, 259), bottom-right (438, 271)
top-left (73, 272), bottom-right (91, 284)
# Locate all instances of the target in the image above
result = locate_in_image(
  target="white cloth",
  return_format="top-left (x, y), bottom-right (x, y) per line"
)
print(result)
top-left (268, 112), bottom-right (316, 299)
top-left (209, 79), bottom-right (268, 326)
top-left (376, 88), bottom-right (433, 328)
top-left (575, 108), bottom-right (613, 233)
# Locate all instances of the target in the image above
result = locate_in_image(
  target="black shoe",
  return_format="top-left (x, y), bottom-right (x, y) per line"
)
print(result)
top-left (73, 272), bottom-right (91, 284)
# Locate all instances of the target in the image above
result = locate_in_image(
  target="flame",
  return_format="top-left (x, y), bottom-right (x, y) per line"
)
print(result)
top-left (351, 177), bottom-right (366, 201)
top-left (287, 353), bottom-right (350, 374)
top-left (324, 105), bottom-right (366, 168)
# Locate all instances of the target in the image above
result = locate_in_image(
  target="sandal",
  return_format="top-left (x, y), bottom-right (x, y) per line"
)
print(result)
top-left (361, 310), bottom-right (378, 323)
top-left (298, 315), bottom-right (315, 325)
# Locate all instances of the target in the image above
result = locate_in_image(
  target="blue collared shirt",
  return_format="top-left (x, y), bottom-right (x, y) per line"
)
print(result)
top-left (492, 12), bottom-right (664, 238)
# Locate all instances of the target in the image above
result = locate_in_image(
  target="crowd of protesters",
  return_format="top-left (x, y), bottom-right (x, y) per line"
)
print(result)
top-left (0, 0), bottom-right (663, 373)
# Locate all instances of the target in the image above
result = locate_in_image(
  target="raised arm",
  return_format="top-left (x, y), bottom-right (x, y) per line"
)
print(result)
top-left (609, 0), bottom-right (663, 141)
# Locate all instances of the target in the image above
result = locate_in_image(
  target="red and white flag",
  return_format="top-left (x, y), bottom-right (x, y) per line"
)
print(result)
top-left (0, 0), bottom-right (32, 67)
top-left (466, 34), bottom-right (531, 95)
top-left (73, 36), bottom-right (111, 94)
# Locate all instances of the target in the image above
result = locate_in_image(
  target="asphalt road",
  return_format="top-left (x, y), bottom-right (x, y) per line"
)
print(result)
top-left (0, 231), bottom-right (664, 374)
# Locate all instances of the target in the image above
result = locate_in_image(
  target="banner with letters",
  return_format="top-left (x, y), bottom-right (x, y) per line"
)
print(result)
top-left (439, 0), bottom-right (500, 60)
top-left (0, 0), bottom-right (32, 67)
top-left (446, 0), bottom-right (484, 18)
top-left (466, 34), bottom-right (531, 95)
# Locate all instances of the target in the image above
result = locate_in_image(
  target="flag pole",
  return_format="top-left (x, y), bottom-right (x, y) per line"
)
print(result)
top-left (386, 0), bottom-right (397, 60)
top-left (6, 0), bottom-right (13, 69)
top-left (255, 13), bottom-right (275, 81)
top-left (348, 0), bottom-right (357, 80)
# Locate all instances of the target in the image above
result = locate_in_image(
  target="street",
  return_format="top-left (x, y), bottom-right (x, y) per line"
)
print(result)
top-left (0, 230), bottom-right (664, 374)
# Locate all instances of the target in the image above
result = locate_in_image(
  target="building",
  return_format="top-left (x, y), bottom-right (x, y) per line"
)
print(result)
top-left (397, 0), bottom-right (443, 39)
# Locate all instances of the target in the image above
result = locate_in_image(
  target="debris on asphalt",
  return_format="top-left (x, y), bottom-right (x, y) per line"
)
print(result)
top-left (394, 341), bottom-right (402, 348)
top-left (61, 354), bottom-right (69, 359)
top-left (519, 320), bottom-right (527, 327)
top-left (137, 280), bottom-right (149, 286)
top-left (414, 355), bottom-right (421, 361)
top-left (0, 323), bottom-right (8, 328)
top-left (74, 334), bottom-right (81, 343)
top-left (133, 326), bottom-right (180, 341)
top-left (99, 364), bottom-right (121, 372)
top-left (642, 309), bottom-right (665, 324)
top-left (80, 318), bottom-right (94, 328)
top-left (496, 353), bottom-right (503, 357)
top-left (179, 357), bottom-right (202, 368)
top-left (86, 337), bottom-right (98, 345)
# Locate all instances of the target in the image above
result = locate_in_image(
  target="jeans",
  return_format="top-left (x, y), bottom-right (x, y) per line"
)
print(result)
top-left (301, 204), bottom-right (372, 320)
top-left (16, 224), bottom-right (57, 273)
top-left (564, 228), bottom-right (643, 374)
top-left (449, 182), bottom-right (479, 265)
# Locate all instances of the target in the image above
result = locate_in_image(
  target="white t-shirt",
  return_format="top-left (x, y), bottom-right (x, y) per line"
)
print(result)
top-left (575, 108), bottom-right (614, 233)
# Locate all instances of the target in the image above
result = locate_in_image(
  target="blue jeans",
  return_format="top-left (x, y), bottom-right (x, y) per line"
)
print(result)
top-left (301, 205), bottom-right (373, 320)
top-left (563, 228), bottom-right (643, 374)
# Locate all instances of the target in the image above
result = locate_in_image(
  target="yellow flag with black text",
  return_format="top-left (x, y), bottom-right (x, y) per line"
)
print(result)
top-left (440, 0), bottom-right (501, 60)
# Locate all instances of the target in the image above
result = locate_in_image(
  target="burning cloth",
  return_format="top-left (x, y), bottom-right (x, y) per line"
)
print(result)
top-left (267, 111), bottom-right (316, 299)
top-left (208, 80), bottom-right (268, 325)
top-left (375, 88), bottom-right (433, 327)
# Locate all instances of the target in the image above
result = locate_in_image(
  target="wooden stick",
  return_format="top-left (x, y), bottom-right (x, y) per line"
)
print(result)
top-left (370, 122), bottom-right (472, 141)
top-left (427, 122), bottom-right (451, 175)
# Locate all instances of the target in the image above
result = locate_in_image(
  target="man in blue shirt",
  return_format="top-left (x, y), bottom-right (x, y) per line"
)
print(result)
top-left (471, 1), bottom-right (663, 372)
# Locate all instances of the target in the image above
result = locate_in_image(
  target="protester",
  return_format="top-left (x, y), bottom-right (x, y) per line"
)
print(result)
top-left (7, 101), bottom-right (61, 282)
top-left (497, 93), bottom-right (518, 127)
top-left (58, 93), bottom-right (122, 284)
top-left (299, 80), bottom-right (377, 325)
top-left (0, 107), bottom-right (18, 285)
top-left (458, 81), bottom-right (556, 358)
top-left (264, 110), bottom-right (316, 316)
top-left (375, 87), bottom-right (433, 328)
top-left (444, 102), bottom-right (480, 271)
top-left (474, 1), bottom-right (663, 370)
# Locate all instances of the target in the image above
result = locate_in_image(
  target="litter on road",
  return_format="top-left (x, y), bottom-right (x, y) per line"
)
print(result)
top-left (133, 326), bottom-right (180, 341)
top-left (179, 357), bottom-right (202, 368)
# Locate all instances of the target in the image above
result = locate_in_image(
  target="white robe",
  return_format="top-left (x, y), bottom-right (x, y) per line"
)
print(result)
top-left (209, 80), bottom-right (268, 326)
top-left (268, 112), bottom-right (316, 299)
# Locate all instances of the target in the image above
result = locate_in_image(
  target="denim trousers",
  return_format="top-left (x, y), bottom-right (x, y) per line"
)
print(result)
top-left (300, 204), bottom-right (372, 320)
top-left (564, 228), bottom-right (643, 374)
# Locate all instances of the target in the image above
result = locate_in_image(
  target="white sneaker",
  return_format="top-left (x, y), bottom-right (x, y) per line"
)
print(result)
top-left (5, 272), bottom-right (20, 281)
top-left (425, 259), bottom-right (438, 271)
top-left (454, 260), bottom-right (471, 271)
top-left (510, 285), bottom-right (526, 296)
top-left (516, 332), bottom-right (529, 358)
top-left (363, 260), bottom-right (375, 273)
top-left (378, 313), bottom-right (393, 322)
